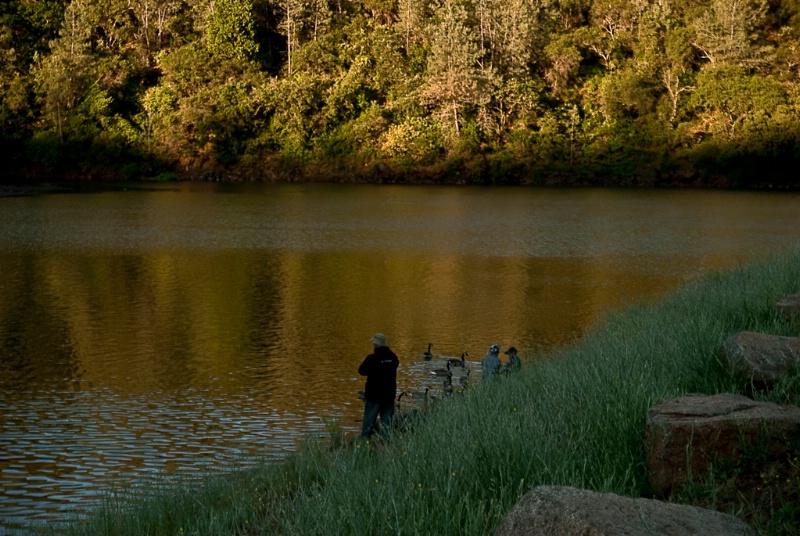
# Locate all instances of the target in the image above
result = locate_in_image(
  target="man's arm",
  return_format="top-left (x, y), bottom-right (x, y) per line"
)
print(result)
top-left (358, 355), bottom-right (373, 376)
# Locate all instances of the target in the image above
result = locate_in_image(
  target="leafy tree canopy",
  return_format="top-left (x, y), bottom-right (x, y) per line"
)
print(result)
top-left (2, 0), bottom-right (799, 187)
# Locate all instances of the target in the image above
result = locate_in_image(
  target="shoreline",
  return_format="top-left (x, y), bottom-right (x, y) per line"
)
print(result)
top-left (0, 183), bottom-right (78, 197)
top-left (2, 176), bottom-right (799, 195)
top-left (5, 150), bottom-right (800, 191)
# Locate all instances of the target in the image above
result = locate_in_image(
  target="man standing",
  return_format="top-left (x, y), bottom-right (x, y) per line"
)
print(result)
top-left (358, 333), bottom-right (399, 440)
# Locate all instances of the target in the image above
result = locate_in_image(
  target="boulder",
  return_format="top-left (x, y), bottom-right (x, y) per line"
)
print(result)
top-left (493, 485), bottom-right (754, 536)
top-left (645, 393), bottom-right (800, 496)
top-left (776, 293), bottom-right (800, 325)
top-left (720, 331), bottom-right (800, 387)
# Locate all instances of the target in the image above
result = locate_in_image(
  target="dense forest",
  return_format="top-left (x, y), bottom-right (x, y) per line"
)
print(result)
top-left (1, 0), bottom-right (799, 186)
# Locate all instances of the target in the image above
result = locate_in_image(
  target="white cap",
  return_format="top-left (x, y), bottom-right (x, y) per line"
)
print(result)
top-left (371, 333), bottom-right (387, 347)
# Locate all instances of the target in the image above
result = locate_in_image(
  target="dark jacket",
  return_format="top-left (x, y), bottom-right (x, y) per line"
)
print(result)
top-left (358, 346), bottom-right (399, 404)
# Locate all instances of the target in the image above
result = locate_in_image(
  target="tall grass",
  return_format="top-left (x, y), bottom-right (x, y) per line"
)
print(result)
top-left (59, 249), bottom-right (800, 536)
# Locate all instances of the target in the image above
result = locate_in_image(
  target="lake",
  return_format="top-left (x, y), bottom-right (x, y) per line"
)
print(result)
top-left (1, 183), bottom-right (798, 533)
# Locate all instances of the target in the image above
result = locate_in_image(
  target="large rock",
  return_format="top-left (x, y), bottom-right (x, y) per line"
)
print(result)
top-left (645, 393), bottom-right (800, 496)
top-left (493, 485), bottom-right (754, 536)
top-left (776, 293), bottom-right (800, 325)
top-left (720, 331), bottom-right (800, 387)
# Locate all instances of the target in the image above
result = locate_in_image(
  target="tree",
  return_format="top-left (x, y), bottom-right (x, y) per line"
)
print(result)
top-left (689, 65), bottom-right (785, 138)
top-left (422, 0), bottom-right (484, 136)
top-left (479, 75), bottom-right (540, 142)
top-left (277, 0), bottom-right (305, 75)
top-left (36, 0), bottom-right (95, 142)
top-left (474, 0), bottom-right (552, 77)
top-left (0, 16), bottom-right (22, 140)
top-left (360, 0), bottom-right (394, 26)
top-left (773, 26), bottom-right (800, 79)
top-left (127, 0), bottom-right (184, 66)
top-left (659, 27), bottom-right (696, 124)
top-left (396, 0), bottom-right (427, 52)
top-left (661, 66), bottom-right (694, 123)
top-left (6, 0), bottom-right (67, 66)
top-left (205, 0), bottom-right (259, 60)
top-left (552, 0), bottom-right (589, 30)
top-left (691, 0), bottom-right (769, 66)
top-left (595, 65), bottom-right (659, 122)
top-left (544, 33), bottom-right (581, 96)
top-left (0, 14), bottom-right (16, 98)
top-left (265, 72), bottom-right (326, 156)
top-left (306, 0), bottom-right (331, 40)
top-left (573, 25), bottom-right (614, 70)
top-left (150, 40), bottom-right (264, 162)
top-left (139, 84), bottom-right (176, 155)
top-left (90, 0), bottom-right (131, 53)
top-left (589, 0), bottom-right (648, 41)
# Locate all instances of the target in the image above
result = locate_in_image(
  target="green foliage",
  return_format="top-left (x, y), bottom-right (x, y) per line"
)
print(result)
top-left (34, 0), bottom-right (95, 142)
top-left (379, 116), bottom-right (442, 165)
top-left (596, 66), bottom-right (659, 121)
top-left (421, 0), bottom-right (485, 136)
top-left (313, 122), bottom-right (356, 159)
top-left (66, 83), bottom-right (112, 141)
top-left (3, 0), bottom-right (65, 67)
top-left (137, 85), bottom-right (176, 154)
top-left (266, 72), bottom-right (327, 151)
top-left (153, 171), bottom-right (178, 182)
top-left (689, 66), bottom-right (786, 139)
top-left (205, 0), bottom-right (259, 61)
top-left (691, 0), bottom-right (770, 66)
top-left (544, 34), bottom-right (582, 96)
top-left (3, 0), bottom-right (800, 184)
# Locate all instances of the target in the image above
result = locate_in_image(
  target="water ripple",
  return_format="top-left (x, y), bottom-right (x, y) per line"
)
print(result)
top-left (0, 388), bottom-right (309, 532)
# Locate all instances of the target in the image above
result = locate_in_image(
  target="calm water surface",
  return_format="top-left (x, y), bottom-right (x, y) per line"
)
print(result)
top-left (1, 184), bottom-right (798, 532)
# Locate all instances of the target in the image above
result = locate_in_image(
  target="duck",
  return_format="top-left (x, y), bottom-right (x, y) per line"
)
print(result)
top-left (430, 361), bottom-right (452, 376)
top-left (447, 352), bottom-right (468, 368)
top-left (394, 408), bottom-right (422, 433)
top-left (443, 376), bottom-right (454, 396)
top-left (407, 387), bottom-right (430, 400)
top-left (423, 343), bottom-right (434, 361)
top-left (458, 369), bottom-right (471, 388)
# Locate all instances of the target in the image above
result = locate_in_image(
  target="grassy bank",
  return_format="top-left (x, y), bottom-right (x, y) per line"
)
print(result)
top-left (57, 249), bottom-right (800, 536)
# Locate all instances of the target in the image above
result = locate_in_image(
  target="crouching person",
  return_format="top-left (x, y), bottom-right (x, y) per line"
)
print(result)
top-left (504, 346), bottom-right (521, 374)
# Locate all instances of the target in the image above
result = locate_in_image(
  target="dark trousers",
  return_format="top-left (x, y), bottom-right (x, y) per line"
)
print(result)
top-left (361, 399), bottom-right (394, 439)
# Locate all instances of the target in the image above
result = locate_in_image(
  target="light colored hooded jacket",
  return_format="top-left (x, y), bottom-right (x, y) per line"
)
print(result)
top-left (481, 344), bottom-right (502, 382)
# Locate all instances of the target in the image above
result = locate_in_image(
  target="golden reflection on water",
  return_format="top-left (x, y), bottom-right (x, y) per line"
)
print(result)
top-left (1, 185), bottom-right (799, 530)
top-left (1, 248), bottom-right (684, 405)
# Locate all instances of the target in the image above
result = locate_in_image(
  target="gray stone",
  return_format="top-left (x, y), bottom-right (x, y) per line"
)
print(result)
top-left (494, 485), bottom-right (754, 536)
top-left (720, 331), bottom-right (800, 387)
top-left (645, 393), bottom-right (800, 496)
top-left (776, 293), bottom-right (800, 325)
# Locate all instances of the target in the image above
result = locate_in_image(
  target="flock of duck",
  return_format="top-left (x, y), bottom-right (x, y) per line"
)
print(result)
top-left (399, 342), bottom-right (522, 405)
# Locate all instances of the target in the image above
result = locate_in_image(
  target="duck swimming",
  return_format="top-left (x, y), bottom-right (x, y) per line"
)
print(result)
top-left (458, 368), bottom-right (471, 388)
top-left (443, 375), bottom-right (454, 396)
top-left (407, 387), bottom-right (430, 400)
top-left (447, 352), bottom-right (468, 368)
top-left (430, 361), bottom-right (452, 376)
top-left (423, 343), bottom-right (433, 361)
